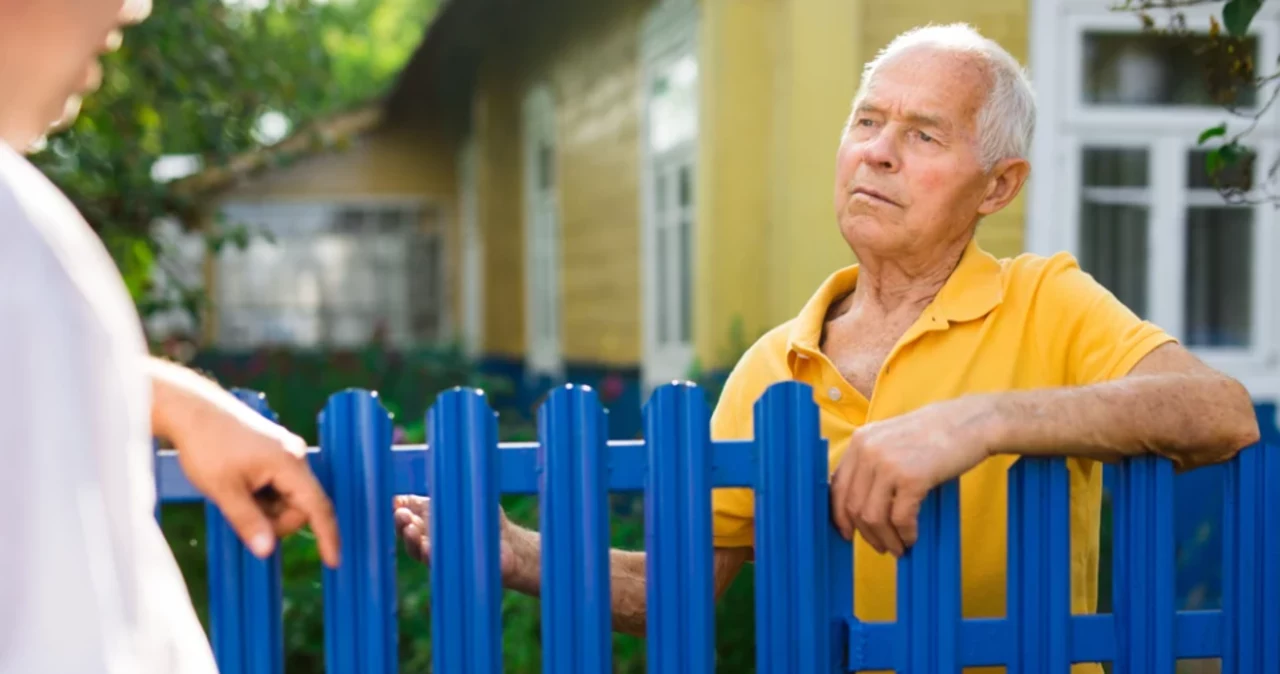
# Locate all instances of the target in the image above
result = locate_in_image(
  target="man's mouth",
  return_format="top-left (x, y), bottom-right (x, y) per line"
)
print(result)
top-left (851, 187), bottom-right (900, 207)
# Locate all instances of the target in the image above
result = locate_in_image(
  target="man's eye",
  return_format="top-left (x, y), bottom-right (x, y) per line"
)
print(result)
top-left (918, 131), bottom-right (934, 143)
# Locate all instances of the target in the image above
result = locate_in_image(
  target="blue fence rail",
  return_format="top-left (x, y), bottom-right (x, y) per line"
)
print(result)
top-left (154, 381), bottom-right (1280, 673)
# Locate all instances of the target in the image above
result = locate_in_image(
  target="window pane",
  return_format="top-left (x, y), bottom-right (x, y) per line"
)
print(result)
top-left (538, 142), bottom-right (555, 190)
top-left (1188, 149), bottom-right (1255, 192)
top-left (657, 225), bottom-right (669, 345)
top-left (648, 53), bottom-right (698, 153)
top-left (1083, 148), bottom-right (1148, 187)
top-left (1186, 207), bottom-right (1252, 347)
top-left (678, 164), bottom-right (693, 343)
top-left (1083, 31), bottom-right (1257, 107)
top-left (1080, 202), bottom-right (1149, 317)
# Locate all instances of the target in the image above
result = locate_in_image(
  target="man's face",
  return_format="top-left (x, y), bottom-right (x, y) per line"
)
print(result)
top-left (833, 47), bottom-right (1008, 259)
top-left (0, 0), bottom-right (151, 151)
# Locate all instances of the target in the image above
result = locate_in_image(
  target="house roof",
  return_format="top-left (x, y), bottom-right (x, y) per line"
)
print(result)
top-left (169, 100), bottom-right (385, 198)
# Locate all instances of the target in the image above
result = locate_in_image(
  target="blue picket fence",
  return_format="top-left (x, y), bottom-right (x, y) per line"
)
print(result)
top-left (154, 381), bottom-right (1280, 673)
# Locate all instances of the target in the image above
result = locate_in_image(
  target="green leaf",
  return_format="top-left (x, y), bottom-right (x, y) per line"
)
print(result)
top-left (1206, 148), bottom-right (1225, 178)
top-left (1205, 141), bottom-right (1245, 182)
top-left (1223, 0), bottom-right (1262, 38)
top-left (1198, 123), bottom-right (1228, 145)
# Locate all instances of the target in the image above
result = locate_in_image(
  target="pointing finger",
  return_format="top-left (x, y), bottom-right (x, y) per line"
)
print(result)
top-left (270, 460), bottom-right (341, 568)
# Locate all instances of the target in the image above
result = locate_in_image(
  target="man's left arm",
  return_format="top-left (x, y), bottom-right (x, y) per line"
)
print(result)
top-left (983, 341), bottom-right (1260, 471)
top-left (830, 256), bottom-right (1262, 555)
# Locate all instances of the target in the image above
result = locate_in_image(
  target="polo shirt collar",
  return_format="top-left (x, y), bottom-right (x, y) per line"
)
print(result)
top-left (786, 237), bottom-right (1005, 368)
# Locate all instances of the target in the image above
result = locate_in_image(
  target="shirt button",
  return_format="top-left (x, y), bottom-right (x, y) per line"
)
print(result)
top-left (828, 387), bottom-right (842, 402)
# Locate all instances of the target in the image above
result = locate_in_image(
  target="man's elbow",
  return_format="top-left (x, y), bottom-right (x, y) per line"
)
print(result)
top-left (1191, 374), bottom-right (1260, 468)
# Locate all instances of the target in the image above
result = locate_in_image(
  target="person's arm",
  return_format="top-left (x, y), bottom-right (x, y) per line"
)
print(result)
top-left (392, 496), bottom-right (750, 637)
top-left (983, 342), bottom-right (1258, 468)
top-left (830, 255), bottom-right (1260, 556)
top-left (146, 356), bottom-right (341, 566)
top-left (502, 526), bottom-right (751, 636)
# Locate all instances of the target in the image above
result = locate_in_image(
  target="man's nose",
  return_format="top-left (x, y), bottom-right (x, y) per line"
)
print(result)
top-left (859, 130), bottom-right (900, 171)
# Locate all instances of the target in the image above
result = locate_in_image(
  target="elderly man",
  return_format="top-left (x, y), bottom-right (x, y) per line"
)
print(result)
top-left (0, 1), bottom-right (340, 672)
top-left (395, 22), bottom-right (1258, 670)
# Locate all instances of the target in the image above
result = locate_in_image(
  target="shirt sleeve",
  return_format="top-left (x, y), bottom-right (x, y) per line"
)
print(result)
top-left (708, 357), bottom-right (761, 549)
top-left (1032, 252), bottom-right (1177, 387)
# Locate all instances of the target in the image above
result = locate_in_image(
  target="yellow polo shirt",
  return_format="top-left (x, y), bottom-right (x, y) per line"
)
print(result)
top-left (709, 238), bottom-right (1175, 673)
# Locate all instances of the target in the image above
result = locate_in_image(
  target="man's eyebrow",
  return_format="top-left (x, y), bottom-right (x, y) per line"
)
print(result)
top-left (905, 111), bottom-right (949, 131)
top-left (853, 102), bottom-right (950, 131)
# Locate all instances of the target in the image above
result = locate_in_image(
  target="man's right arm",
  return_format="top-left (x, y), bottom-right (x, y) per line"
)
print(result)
top-left (502, 525), bottom-right (751, 636)
top-left (391, 496), bottom-right (751, 638)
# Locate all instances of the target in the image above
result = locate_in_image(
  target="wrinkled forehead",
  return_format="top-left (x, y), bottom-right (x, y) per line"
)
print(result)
top-left (854, 48), bottom-right (990, 133)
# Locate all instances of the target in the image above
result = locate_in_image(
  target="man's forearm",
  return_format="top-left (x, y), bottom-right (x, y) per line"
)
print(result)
top-left (501, 527), bottom-right (749, 638)
top-left (503, 526), bottom-right (649, 636)
top-left (982, 370), bottom-right (1259, 470)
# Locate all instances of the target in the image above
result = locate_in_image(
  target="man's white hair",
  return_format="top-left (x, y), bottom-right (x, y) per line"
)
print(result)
top-left (852, 23), bottom-right (1036, 170)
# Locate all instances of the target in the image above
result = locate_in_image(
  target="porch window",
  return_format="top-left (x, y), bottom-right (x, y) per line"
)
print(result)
top-left (1043, 12), bottom-right (1279, 375)
top-left (522, 85), bottom-right (562, 377)
top-left (641, 4), bottom-right (698, 388)
top-left (213, 199), bottom-right (446, 349)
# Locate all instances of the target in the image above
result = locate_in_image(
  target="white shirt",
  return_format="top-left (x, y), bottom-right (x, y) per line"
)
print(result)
top-left (0, 143), bottom-right (218, 674)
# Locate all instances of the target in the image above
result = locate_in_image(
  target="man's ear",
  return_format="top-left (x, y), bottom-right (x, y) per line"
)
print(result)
top-left (977, 157), bottom-right (1031, 216)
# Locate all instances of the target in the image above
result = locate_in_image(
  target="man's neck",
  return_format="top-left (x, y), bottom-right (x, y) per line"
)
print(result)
top-left (845, 236), bottom-right (971, 316)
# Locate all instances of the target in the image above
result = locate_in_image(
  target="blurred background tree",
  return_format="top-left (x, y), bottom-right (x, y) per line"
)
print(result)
top-left (26, 0), bottom-right (439, 319)
top-left (1117, 0), bottom-right (1275, 203)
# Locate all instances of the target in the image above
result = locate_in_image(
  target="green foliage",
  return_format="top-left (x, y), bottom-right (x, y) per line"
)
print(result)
top-left (27, 0), bottom-right (437, 317)
top-left (1223, 0), bottom-right (1264, 37)
top-left (1118, 0), bottom-right (1276, 201)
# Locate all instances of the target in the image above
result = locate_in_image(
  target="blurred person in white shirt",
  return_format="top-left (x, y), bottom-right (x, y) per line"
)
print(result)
top-left (0, 1), bottom-right (341, 672)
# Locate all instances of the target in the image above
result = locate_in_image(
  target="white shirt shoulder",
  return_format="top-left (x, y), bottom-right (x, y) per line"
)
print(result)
top-left (0, 144), bottom-right (216, 674)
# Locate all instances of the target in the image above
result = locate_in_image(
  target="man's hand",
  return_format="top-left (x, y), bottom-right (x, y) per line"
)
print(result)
top-left (393, 495), bottom-right (534, 591)
top-left (149, 358), bottom-right (340, 567)
top-left (830, 395), bottom-right (998, 557)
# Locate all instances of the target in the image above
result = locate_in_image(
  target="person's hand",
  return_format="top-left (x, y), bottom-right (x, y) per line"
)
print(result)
top-left (830, 395), bottom-right (1000, 557)
top-left (393, 495), bottom-right (527, 586)
top-left (169, 394), bottom-right (340, 568)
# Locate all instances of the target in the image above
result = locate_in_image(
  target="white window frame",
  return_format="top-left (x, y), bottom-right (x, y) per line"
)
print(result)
top-left (1029, 0), bottom-right (1280, 394)
top-left (458, 136), bottom-right (484, 359)
top-left (522, 83), bottom-right (563, 378)
top-left (640, 0), bottom-right (699, 392)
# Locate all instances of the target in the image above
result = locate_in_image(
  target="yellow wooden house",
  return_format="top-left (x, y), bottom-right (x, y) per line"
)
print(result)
top-left (176, 0), bottom-right (1280, 435)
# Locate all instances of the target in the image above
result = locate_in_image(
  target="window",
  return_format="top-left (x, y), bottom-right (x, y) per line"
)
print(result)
top-left (522, 85), bottom-right (562, 377)
top-left (213, 199), bottom-right (446, 349)
top-left (458, 138), bottom-right (484, 358)
top-left (1030, 6), bottom-right (1278, 380)
top-left (641, 1), bottom-right (698, 389)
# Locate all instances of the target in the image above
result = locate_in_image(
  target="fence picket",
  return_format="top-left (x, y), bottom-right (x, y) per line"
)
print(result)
top-left (1007, 458), bottom-right (1071, 674)
top-left (427, 388), bottom-right (503, 674)
top-left (205, 389), bottom-right (283, 674)
top-left (1113, 456), bottom-right (1175, 674)
top-left (1222, 443), bottom-right (1280, 674)
top-left (643, 382), bottom-right (715, 674)
top-left (318, 389), bottom-right (397, 674)
top-left (896, 479), bottom-right (961, 674)
top-left (538, 385), bottom-right (613, 673)
top-left (753, 381), bottom-right (829, 674)
top-left (148, 382), bottom-right (1279, 674)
